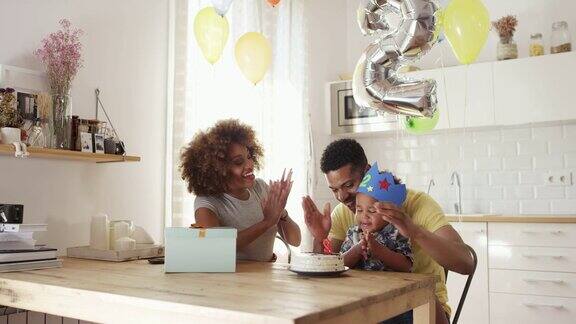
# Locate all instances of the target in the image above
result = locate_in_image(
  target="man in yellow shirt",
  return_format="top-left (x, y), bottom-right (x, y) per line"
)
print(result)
top-left (302, 139), bottom-right (474, 324)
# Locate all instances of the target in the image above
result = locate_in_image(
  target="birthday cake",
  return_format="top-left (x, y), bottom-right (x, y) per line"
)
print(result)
top-left (290, 252), bottom-right (345, 273)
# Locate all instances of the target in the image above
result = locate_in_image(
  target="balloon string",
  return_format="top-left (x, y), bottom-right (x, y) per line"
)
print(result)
top-left (438, 47), bottom-right (451, 129)
top-left (257, 0), bottom-right (264, 34)
top-left (461, 64), bottom-right (469, 163)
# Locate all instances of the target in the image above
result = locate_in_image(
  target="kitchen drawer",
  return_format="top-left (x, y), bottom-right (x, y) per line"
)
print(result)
top-left (490, 269), bottom-right (576, 298)
top-left (488, 223), bottom-right (576, 248)
top-left (490, 292), bottom-right (576, 324)
top-left (489, 246), bottom-right (576, 272)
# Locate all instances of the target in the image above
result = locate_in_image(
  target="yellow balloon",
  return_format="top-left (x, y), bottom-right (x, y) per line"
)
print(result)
top-left (194, 7), bottom-right (229, 64)
top-left (235, 32), bottom-right (272, 85)
top-left (443, 0), bottom-right (490, 64)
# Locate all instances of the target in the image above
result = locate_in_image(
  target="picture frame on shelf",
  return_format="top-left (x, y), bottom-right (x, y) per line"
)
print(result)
top-left (16, 91), bottom-right (38, 121)
top-left (93, 134), bottom-right (105, 154)
top-left (80, 132), bottom-right (93, 153)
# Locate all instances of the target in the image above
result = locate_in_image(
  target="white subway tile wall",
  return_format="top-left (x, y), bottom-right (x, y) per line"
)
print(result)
top-left (314, 122), bottom-right (576, 215)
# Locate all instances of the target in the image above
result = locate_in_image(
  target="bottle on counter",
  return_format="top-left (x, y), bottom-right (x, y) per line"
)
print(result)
top-left (529, 33), bottom-right (544, 56)
top-left (551, 21), bottom-right (572, 54)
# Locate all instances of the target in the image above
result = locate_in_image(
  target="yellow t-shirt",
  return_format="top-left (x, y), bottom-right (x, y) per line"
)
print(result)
top-left (329, 189), bottom-right (451, 316)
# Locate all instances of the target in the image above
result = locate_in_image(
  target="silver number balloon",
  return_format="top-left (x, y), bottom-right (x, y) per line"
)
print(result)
top-left (352, 0), bottom-right (440, 117)
top-left (212, 0), bottom-right (234, 16)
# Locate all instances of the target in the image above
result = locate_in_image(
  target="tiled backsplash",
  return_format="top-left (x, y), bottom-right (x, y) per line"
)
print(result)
top-left (314, 122), bottom-right (576, 215)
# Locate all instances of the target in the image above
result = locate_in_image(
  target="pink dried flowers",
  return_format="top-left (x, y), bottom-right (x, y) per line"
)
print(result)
top-left (34, 19), bottom-right (83, 95)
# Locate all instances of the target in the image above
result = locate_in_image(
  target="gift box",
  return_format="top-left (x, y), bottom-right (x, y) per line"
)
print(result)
top-left (164, 227), bottom-right (237, 273)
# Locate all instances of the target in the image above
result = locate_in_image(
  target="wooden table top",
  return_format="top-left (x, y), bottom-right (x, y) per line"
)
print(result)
top-left (0, 257), bottom-right (437, 324)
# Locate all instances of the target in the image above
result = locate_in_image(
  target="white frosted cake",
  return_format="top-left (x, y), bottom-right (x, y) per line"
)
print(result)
top-left (290, 252), bottom-right (345, 272)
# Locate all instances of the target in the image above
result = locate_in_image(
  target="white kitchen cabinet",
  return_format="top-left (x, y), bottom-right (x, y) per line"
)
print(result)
top-left (332, 53), bottom-right (576, 135)
top-left (490, 269), bottom-right (576, 298)
top-left (409, 61), bottom-right (496, 130)
top-left (408, 52), bottom-right (576, 131)
top-left (451, 220), bottom-right (576, 324)
top-left (493, 52), bottom-right (576, 126)
top-left (490, 293), bottom-right (576, 324)
top-left (447, 222), bottom-right (489, 324)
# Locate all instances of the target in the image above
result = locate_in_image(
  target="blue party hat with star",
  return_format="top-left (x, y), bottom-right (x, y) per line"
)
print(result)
top-left (357, 162), bottom-right (407, 206)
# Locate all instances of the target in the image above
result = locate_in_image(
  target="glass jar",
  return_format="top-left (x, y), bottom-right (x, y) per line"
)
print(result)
top-left (551, 21), bottom-right (572, 54)
top-left (529, 33), bottom-right (544, 56)
top-left (497, 38), bottom-right (518, 60)
top-left (51, 93), bottom-right (72, 149)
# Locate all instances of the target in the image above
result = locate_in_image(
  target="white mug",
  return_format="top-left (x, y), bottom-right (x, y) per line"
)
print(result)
top-left (109, 220), bottom-right (135, 248)
top-left (0, 127), bottom-right (21, 144)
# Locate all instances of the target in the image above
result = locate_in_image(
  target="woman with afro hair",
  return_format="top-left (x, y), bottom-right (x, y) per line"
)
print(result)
top-left (180, 119), bottom-right (301, 261)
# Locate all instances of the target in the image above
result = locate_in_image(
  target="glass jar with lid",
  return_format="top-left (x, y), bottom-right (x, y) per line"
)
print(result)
top-left (551, 21), bottom-right (572, 54)
top-left (529, 33), bottom-right (544, 56)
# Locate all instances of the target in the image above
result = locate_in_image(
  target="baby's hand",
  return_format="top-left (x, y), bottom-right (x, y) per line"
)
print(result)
top-left (358, 235), bottom-right (369, 260)
top-left (363, 231), bottom-right (379, 252)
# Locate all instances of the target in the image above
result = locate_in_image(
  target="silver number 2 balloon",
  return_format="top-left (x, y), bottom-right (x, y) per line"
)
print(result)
top-left (352, 0), bottom-right (440, 117)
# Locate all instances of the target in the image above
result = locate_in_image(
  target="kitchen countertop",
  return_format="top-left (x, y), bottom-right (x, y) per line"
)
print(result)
top-left (446, 214), bottom-right (576, 223)
top-left (0, 257), bottom-right (437, 324)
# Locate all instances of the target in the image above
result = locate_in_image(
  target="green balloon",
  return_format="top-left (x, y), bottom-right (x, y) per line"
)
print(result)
top-left (404, 110), bottom-right (440, 135)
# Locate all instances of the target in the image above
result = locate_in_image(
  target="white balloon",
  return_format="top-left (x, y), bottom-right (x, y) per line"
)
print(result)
top-left (212, 0), bottom-right (234, 16)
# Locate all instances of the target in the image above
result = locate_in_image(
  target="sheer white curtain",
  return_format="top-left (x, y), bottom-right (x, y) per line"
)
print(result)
top-left (169, 0), bottom-right (311, 228)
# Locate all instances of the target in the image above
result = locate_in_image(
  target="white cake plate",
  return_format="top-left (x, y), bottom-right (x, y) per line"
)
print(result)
top-left (289, 266), bottom-right (349, 277)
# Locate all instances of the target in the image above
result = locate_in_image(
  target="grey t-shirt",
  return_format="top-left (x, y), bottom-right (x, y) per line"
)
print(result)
top-left (194, 178), bottom-right (277, 261)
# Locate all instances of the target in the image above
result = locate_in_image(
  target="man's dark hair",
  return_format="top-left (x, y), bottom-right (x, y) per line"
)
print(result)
top-left (320, 139), bottom-right (368, 174)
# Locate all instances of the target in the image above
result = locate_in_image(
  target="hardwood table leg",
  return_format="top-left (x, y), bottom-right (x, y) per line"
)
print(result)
top-left (413, 293), bottom-right (435, 324)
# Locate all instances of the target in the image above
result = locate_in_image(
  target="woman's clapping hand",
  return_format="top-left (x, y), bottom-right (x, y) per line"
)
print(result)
top-left (261, 169), bottom-right (293, 226)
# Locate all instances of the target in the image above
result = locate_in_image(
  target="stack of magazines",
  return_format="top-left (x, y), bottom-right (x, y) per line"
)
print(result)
top-left (0, 223), bottom-right (61, 272)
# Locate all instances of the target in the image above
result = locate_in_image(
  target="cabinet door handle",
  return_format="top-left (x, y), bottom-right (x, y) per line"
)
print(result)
top-left (523, 302), bottom-right (564, 309)
top-left (521, 230), bottom-right (563, 235)
top-left (521, 254), bottom-right (564, 259)
top-left (474, 229), bottom-right (485, 234)
top-left (523, 278), bottom-right (564, 284)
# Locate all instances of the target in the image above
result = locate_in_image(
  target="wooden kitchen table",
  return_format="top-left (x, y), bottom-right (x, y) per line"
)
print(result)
top-left (0, 258), bottom-right (437, 324)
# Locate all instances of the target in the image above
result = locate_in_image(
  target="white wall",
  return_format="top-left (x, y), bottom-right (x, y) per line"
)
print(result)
top-left (0, 0), bottom-right (168, 252)
top-left (304, 0), bottom-right (348, 199)
top-left (310, 0), bottom-right (576, 215)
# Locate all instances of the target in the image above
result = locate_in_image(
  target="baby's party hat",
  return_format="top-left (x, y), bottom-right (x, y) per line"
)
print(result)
top-left (357, 162), bottom-right (407, 206)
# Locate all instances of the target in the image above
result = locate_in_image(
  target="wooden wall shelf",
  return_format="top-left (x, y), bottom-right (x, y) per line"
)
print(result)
top-left (0, 144), bottom-right (140, 163)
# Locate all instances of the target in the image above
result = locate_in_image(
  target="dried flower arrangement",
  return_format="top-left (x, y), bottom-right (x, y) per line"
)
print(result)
top-left (492, 15), bottom-right (518, 44)
top-left (0, 88), bottom-right (23, 128)
top-left (36, 92), bottom-right (52, 121)
top-left (34, 19), bottom-right (84, 96)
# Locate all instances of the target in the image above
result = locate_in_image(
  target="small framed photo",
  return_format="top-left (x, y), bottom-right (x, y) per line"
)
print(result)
top-left (80, 132), bottom-right (93, 153)
top-left (16, 91), bottom-right (38, 121)
top-left (93, 134), bottom-right (105, 154)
